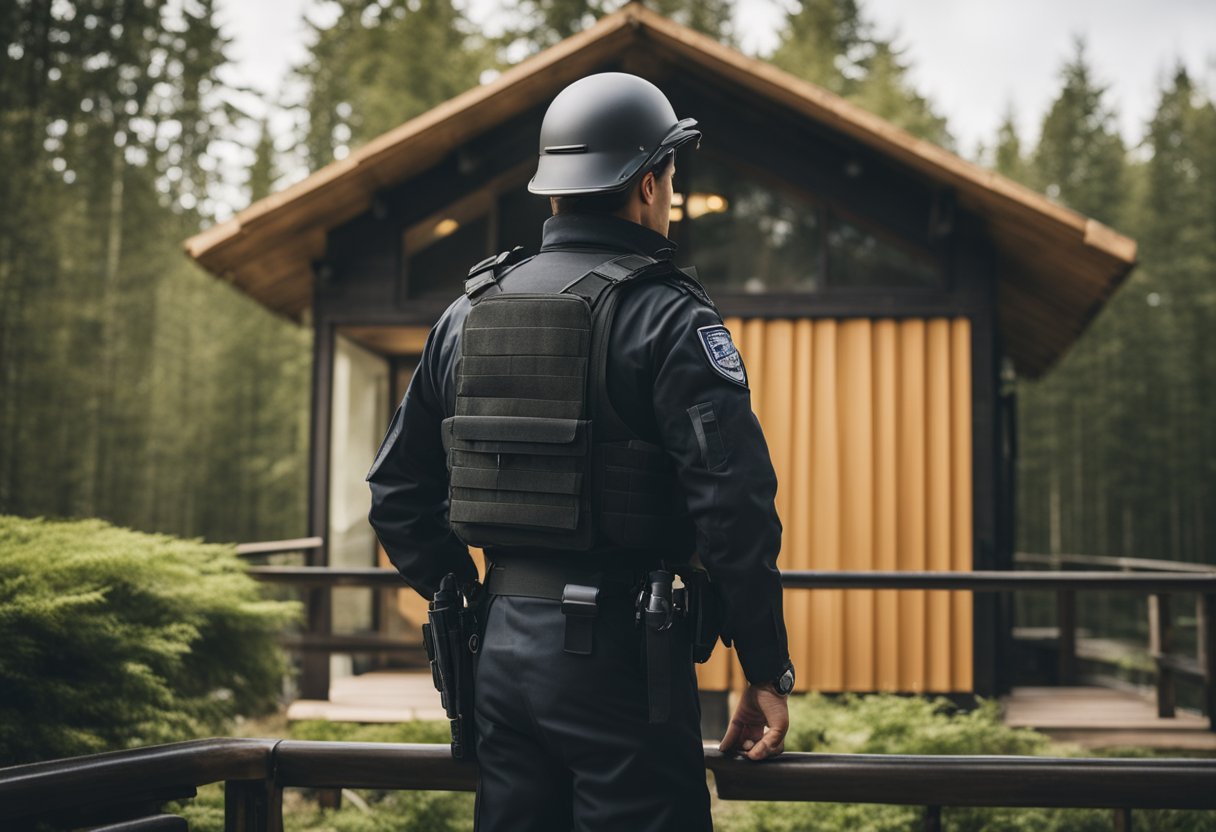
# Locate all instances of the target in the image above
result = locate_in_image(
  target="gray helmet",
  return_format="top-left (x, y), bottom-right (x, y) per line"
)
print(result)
top-left (528, 72), bottom-right (701, 196)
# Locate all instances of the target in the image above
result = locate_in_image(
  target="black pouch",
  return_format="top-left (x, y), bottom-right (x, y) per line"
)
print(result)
top-left (684, 569), bottom-right (725, 664)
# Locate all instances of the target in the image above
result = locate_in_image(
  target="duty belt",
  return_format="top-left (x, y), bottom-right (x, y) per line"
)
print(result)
top-left (485, 557), bottom-right (691, 724)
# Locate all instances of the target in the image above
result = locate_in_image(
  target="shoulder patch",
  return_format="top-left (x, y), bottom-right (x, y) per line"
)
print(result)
top-left (696, 325), bottom-right (748, 387)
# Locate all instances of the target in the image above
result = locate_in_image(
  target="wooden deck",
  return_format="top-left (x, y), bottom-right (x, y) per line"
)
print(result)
top-left (1001, 686), bottom-right (1216, 750)
top-left (287, 671), bottom-right (447, 723)
top-left (288, 675), bottom-right (1216, 750)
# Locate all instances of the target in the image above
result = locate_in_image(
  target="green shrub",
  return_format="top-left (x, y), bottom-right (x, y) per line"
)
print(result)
top-left (277, 790), bottom-right (475, 832)
top-left (0, 514), bottom-right (298, 764)
top-left (784, 693), bottom-right (1051, 755)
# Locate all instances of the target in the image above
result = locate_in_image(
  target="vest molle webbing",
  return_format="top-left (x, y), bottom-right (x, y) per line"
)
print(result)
top-left (441, 250), bottom-right (684, 551)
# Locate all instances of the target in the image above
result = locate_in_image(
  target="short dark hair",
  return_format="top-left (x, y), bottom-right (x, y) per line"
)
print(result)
top-left (551, 150), bottom-right (675, 216)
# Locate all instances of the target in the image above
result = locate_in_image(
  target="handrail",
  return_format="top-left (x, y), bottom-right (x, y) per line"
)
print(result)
top-left (779, 570), bottom-right (1216, 592)
top-left (0, 738), bottom-right (277, 819)
top-left (703, 749), bottom-right (1216, 808)
top-left (1015, 552), bottom-right (1216, 574)
top-left (273, 741), bottom-right (472, 790)
top-left (247, 566), bottom-right (403, 587)
top-left (235, 537), bottom-right (324, 558)
top-left (247, 565), bottom-right (1216, 592)
top-left (3, 739), bottom-right (1216, 830)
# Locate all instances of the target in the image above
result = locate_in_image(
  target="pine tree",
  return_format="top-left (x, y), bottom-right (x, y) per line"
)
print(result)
top-left (987, 102), bottom-right (1029, 184)
top-left (768, 0), bottom-right (867, 97)
top-left (1, 1), bottom-right (311, 545)
top-left (296, 0), bottom-right (493, 171)
top-left (848, 39), bottom-right (951, 148)
top-left (1133, 66), bottom-right (1216, 561)
top-left (768, 0), bottom-right (952, 146)
top-left (247, 116), bottom-right (279, 204)
top-left (1031, 37), bottom-right (1126, 227)
top-left (496, 0), bottom-right (737, 56)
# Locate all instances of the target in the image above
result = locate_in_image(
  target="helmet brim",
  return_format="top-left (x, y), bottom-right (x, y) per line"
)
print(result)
top-left (528, 119), bottom-right (702, 196)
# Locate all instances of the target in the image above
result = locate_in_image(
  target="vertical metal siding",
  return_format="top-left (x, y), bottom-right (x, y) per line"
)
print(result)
top-left (696, 317), bottom-right (974, 693)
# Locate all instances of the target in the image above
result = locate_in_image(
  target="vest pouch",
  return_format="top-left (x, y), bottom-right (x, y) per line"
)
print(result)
top-left (447, 291), bottom-right (596, 550)
top-left (444, 416), bottom-right (592, 547)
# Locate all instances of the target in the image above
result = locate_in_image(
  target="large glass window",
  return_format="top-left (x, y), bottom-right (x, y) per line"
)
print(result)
top-left (680, 153), bottom-right (823, 294)
top-left (328, 333), bottom-right (389, 678)
top-left (680, 152), bottom-right (944, 294)
top-left (826, 215), bottom-right (942, 289)
top-left (402, 153), bottom-right (945, 301)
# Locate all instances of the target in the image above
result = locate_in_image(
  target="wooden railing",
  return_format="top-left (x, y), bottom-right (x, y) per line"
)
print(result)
top-left (1015, 552), bottom-right (1216, 723)
top-left (780, 570), bottom-right (1216, 730)
top-left (237, 538), bottom-right (421, 697)
top-left (3, 738), bottom-right (1215, 831)
top-left (238, 537), bottom-right (1216, 729)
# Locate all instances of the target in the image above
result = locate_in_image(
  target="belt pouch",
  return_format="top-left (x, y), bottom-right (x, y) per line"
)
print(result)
top-left (561, 583), bottom-right (599, 655)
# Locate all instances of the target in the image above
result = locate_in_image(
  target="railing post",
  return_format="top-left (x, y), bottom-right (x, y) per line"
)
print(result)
top-left (922, 804), bottom-right (942, 832)
top-left (224, 780), bottom-right (281, 832)
top-left (1113, 807), bottom-right (1133, 832)
top-left (1149, 593), bottom-right (1175, 718)
top-left (1057, 589), bottom-right (1077, 685)
top-left (1199, 593), bottom-right (1216, 732)
top-left (300, 544), bottom-right (332, 700)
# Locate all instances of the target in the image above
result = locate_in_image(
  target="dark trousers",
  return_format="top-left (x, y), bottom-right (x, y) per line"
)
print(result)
top-left (472, 592), bottom-right (713, 831)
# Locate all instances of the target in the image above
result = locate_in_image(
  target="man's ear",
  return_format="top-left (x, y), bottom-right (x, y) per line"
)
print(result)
top-left (639, 170), bottom-right (657, 206)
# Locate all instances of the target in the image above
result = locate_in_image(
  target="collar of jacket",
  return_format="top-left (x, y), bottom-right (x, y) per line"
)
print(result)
top-left (538, 213), bottom-right (678, 260)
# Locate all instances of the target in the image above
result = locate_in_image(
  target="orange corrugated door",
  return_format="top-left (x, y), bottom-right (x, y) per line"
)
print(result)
top-left (695, 317), bottom-right (973, 694)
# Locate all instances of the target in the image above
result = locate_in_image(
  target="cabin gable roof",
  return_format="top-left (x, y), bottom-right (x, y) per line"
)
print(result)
top-left (183, 2), bottom-right (1135, 378)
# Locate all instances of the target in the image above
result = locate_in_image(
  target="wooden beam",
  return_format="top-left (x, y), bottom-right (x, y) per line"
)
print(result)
top-left (302, 314), bottom-right (336, 700)
top-left (338, 326), bottom-right (431, 357)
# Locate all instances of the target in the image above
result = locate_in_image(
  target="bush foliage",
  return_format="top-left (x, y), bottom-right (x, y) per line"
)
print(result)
top-left (0, 514), bottom-right (298, 764)
top-left (715, 694), bottom-right (1216, 832)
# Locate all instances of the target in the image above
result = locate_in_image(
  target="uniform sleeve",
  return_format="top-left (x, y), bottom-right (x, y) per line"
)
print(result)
top-left (366, 322), bottom-right (478, 600)
top-left (646, 286), bottom-right (790, 685)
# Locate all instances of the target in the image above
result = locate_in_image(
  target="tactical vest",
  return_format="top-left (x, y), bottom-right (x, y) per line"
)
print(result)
top-left (441, 247), bottom-right (686, 552)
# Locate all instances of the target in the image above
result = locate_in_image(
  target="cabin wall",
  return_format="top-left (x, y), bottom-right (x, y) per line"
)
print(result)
top-left (694, 316), bottom-right (975, 694)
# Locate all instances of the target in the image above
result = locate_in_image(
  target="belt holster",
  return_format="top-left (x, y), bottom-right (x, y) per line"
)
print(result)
top-left (636, 569), bottom-right (678, 724)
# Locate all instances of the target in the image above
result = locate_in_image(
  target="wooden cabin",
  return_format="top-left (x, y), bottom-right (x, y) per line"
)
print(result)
top-left (183, 3), bottom-right (1136, 702)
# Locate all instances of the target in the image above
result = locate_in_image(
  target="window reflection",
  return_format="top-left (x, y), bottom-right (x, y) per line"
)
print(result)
top-left (827, 217), bottom-right (941, 289)
top-left (683, 152), bottom-right (943, 293)
top-left (402, 153), bottom-right (945, 301)
top-left (683, 153), bottom-right (823, 294)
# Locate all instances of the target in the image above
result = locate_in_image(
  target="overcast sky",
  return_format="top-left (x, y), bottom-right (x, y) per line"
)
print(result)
top-left (209, 0), bottom-right (1216, 220)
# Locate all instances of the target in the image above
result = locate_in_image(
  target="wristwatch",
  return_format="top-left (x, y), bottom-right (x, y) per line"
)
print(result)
top-left (765, 659), bottom-right (796, 697)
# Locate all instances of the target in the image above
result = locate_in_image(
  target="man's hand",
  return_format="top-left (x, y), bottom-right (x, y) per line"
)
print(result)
top-left (718, 683), bottom-right (789, 761)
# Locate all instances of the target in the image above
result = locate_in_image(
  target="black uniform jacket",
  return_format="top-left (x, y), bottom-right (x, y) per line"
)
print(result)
top-left (367, 212), bottom-right (790, 684)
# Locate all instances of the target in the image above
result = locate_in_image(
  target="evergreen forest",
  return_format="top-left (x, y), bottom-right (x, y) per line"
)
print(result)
top-left (2, 0), bottom-right (1213, 569)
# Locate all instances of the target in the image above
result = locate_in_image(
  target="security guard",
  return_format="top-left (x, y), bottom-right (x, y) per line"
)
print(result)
top-left (368, 72), bottom-right (793, 831)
